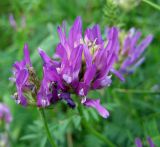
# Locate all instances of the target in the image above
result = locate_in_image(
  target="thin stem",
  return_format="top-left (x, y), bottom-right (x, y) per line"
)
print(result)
top-left (113, 88), bottom-right (160, 95)
top-left (77, 105), bottom-right (115, 147)
top-left (39, 109), bottom-right (57, 147)
top-left (142, 0), bottom-right (160, 11)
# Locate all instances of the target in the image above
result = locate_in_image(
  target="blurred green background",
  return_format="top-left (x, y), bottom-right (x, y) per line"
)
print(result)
top-left (0, 0), bottom-right (160, 146)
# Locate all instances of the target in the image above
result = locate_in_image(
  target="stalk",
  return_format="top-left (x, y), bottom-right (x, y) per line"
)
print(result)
top-left (39, 109), bottom-right (57, 147)
top-left (142, 0), bottom-right (160, 11)
top-left (114, 88), bottom-right (160, 95)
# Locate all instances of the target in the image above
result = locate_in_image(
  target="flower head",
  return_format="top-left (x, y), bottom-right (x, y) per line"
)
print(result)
top-left (0, 103), bottom-right (12, 124)
top-left (118, 28), bottom-right (153, 74)
top-left (37, 48), bottom-right (76, 108)
top-left (10, 44), bottom-right (38, 106)
top-left (9, 14), bottom-right (17, 30)
top-left (11, 17), bottom-right (153, 119)
top-left (135, 137), bottom-right (154, 147)
top-left (10, 17), bottom-right (120, 118)
top-left (38, 16), bottom-right (119, 118)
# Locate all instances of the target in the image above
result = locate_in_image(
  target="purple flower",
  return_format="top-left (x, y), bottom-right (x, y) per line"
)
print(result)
top-left (52, 16), bottom-right (119, 118)
top-left (118, 28), bottom-right (153, 74)
top-left (37, 49), bottom-right (75, 108)
top-left (0, 103), bottom-right (12, 124)
top-left (135, 138), bottom-right (142, 147)
top-left (9, 14), bottom-right (17, 30)
top-left (11, 17), bottom-right (120, 118)
top-left (11, 44), bottom-right (33, 106)
top-left (147, 137), bottom-right (155, 147)
top-left (9, 14), bottom-right (26, 30)
top-left (135, 137), bottom-right (155, 147)
top-left (82, 99), bottom-right (109, 118)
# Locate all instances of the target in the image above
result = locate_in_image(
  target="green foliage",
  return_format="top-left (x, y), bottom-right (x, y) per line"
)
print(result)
top-left (103, 0), bottom-right (120, 26)
top-left (0, 0), bottom-right (160, 146)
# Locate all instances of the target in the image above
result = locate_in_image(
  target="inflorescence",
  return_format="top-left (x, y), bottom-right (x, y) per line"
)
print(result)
top-left (0, 103), bottom-right (12, 124)
top-left (10, 16), bottom-right (153, 118)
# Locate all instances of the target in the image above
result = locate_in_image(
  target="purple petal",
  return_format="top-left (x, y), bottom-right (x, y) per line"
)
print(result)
top-left (135, 138), bottom-right (142, 147)
top-left (59, 93), bottom-right (76, 108)
top-left (129, 31), bottom-right (142, 55)
top-left (19, 95), bottom-right (27, 106)
top-left (13, 60), bottom-right (25, 71)
top-left (55, 43), bottom-right (68, 61)
top-left (62, 74), bottom-right (72, 84)
top-left (83, 98), bottom-right (109, 118)
top-left (92, 25), bottom-right (103, 44)
top-left (132, 35), bottom-right (153, 61)
top-left (0, 103), bottom-right (12, 124)
top-left (57, 26), bottom-right (66, 46)
top-left (122, 36), bottom-right (131, 55)
top-left (70, 45), bottom-right (83, 79)
top-left (9, 14), bottom-right (17, 29)
top-left (110, 68), bottom-right (125, 82)
top-left (16, 88), bottom-right (27, 106)
top-left (84, 45), bottom-right (92, 67)
top-left (38, 48), bottom-right (52, 64)
top-left (147, 137), bottom-right (154, 147)
top-left (46, 66), bottom-right (64, 89)
top-left (37, 96), bottom-right (50, 107)
top-left (84, 25), bottom-right (103, 44)
top-left (37, 85), bottom-right (50, 107)
top-left (106, 27), bottom-right (119, 64)
top-left (39, 48), bottom-right (60, 69)
top-left (24, 44), bottom-right (31, 66)
top-left (84, 65), bottom-right (96, 85)
top-left (9, 77), bottom-right (16, 82)
top-left (120, 57), bottom-right (132, 71)
top-left (94, 27), bottom-right (119, 76)
top-left (68, 16), bottom-right (82, 48)
top-left (37, 68), bottom-right (56, 107)
top-left (5, 111), bottom-right (12, 124)
top-left (98, 53), bottom-right (116, 80)
top-left (77, 82), bottom-right (89, 96)
top-left (120, 56), bottom-right (146, 74)
top-left (92, 75), bottom-right (112, 89)
top-left (16, 69), bottom-right (29, 87)
top-left (129, 57), bottom-right (145, 73)
top-left (61, 45), bottom-right (83, 84)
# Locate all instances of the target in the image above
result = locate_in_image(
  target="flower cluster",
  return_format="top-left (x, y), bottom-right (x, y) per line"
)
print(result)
top-left (9, 13), bottom-right (26, 30)
top-left (10, 16), bottom-right (153, 118)
top-left (0, 103), bottom-right (12, 124)
top-left (135, 137), bottom-right (154, 147)
top-left (116, 28), bottom-right (153, 75)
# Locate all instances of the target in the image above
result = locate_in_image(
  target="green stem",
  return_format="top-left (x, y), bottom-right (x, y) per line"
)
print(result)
top-left (39, 109), bottom-right (57, 147)
top-left (113, 88), bottom-right (160, 95)
top-left (78, 105), bottom-right (115, 147)
top-left (142, 0), bottom-right (160, 11)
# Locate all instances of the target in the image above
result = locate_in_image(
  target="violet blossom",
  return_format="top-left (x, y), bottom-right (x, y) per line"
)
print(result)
top-left (0, 103), bottom-right (12, 124)
top-left (11, 17), bottom-right (153, 119)
top-left (10, 44), bottom-right (38, 106)
top-left (9, 13), bottom-right (26, 30)
top-left (37, 49), bottom-right (75, 108)
top-left (135, 137), bottom-right (155, 147)
top-left (117, 28), bottom-right (153, 74)
top-left (37, 16), bottom-right (119, 118)
top-left (9, 14), bottom-right (17, 30)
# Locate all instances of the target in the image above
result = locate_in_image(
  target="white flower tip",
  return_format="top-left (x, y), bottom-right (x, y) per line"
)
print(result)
top-left (63, 74), bottom-right (72, 84)
top-left (41, 99), bottom-right (50, 107)
top-left (16, 99), bottom-right (21, 104)
top-left (38, 48), bottom-right (43, 53)
top-left (79, 88), bottom-right (84, 96)
top-left (81, 96), bottom-right (86, 104)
